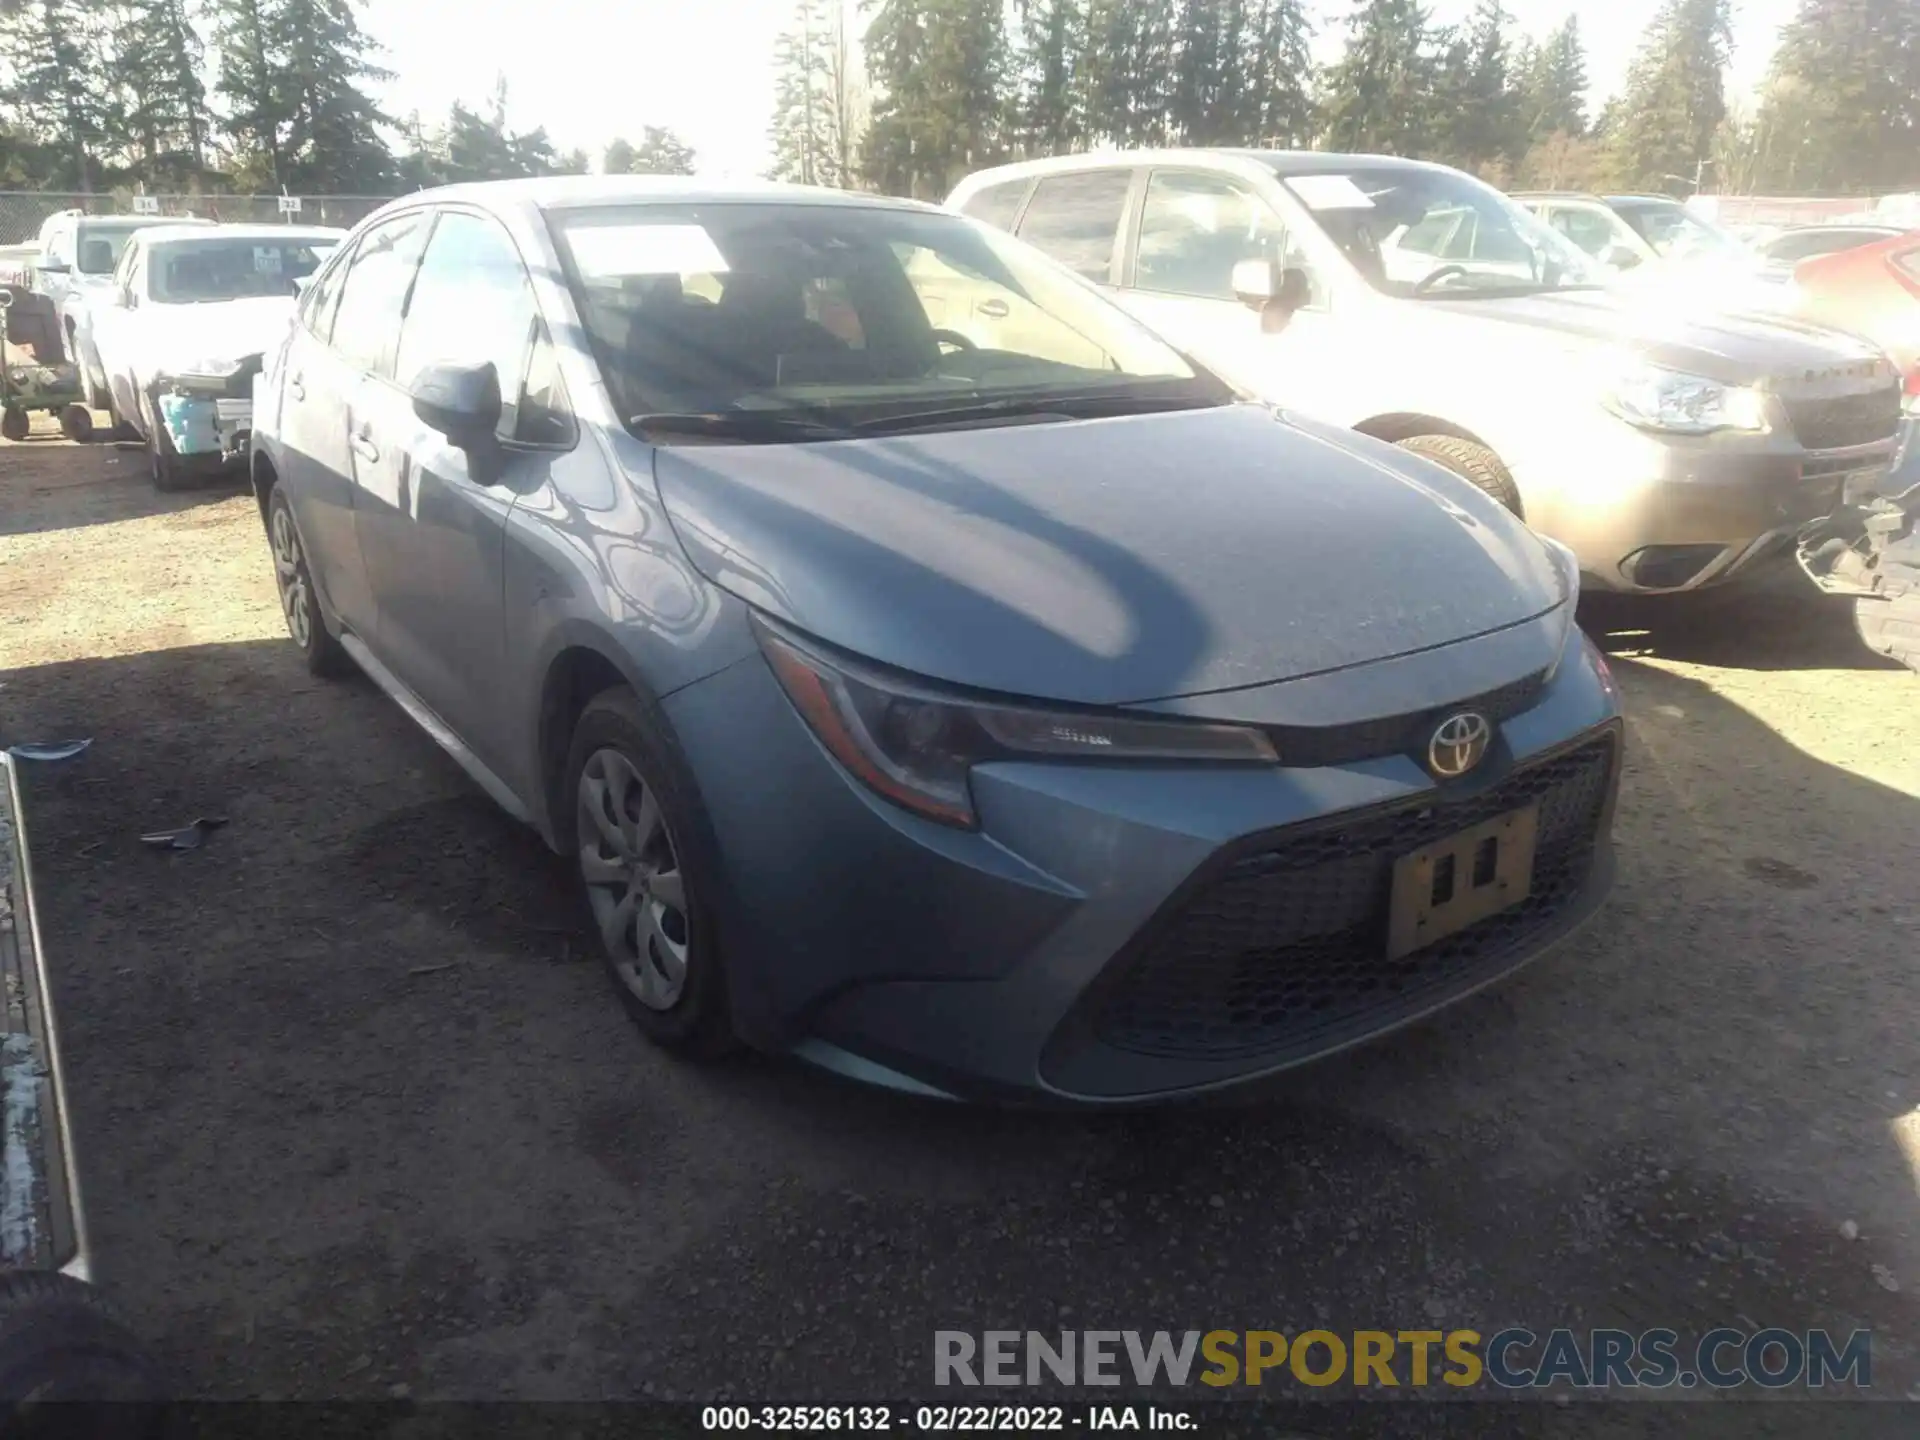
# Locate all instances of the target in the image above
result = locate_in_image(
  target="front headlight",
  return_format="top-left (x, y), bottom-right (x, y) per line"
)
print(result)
top-left (753, 615), bottom-right (1277, 828)
top-left (1602, 362), bottom-right (1769, 435)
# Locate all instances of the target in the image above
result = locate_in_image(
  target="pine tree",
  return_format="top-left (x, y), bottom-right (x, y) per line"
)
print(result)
top-left (1017, 0), bottom-right (1086, 156)
top-left (1523, 16), bottom-right (1588, 139)
top-left (631, 126), bottom-right (697, 175)
top-left (1458, 0), bottom-right (1519, 173)
top-left (769, 0), bottom-right (849, 185)
top-left (0, 0), bottom-right (112, 189)
top-left (604, 137), bottom-right (637, 174)
top-left (1606, 0), bottom-right (1731, 193)
top-left (107, 0), bottom-right (209, 183)
top-left (861, 0), bottom-right (1006, 197)
top-left (1318, 0), bottom-right (1435, 156)
top-left (274, 0), bottom-right (392, 191)
top-left (1171, 0), bottom-right (1228, 144)
top-left (1751, 0), bottom-right (1920, 193)
top-left (1241, 0), bottom-right (1314, 146)
top-left (211, 0), bottom-right (288, 186)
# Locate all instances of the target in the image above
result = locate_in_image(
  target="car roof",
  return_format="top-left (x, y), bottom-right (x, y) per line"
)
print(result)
top-left (951, 147), bottom-right (1463, 194)
top-left (140, 223), bottom-right (346, 245)
top-left (79, 214), bottom-right (213, 229)
top-left (376, 174), bottom-right (940, 219)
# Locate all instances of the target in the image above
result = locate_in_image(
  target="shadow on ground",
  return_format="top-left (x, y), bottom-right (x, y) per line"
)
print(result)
top-left (0, 431), bottom-right (244, 540)
top-left (1581, 556), bottom-right (1898, 673)
top-left (0, 614), bottom-right (1913, 1430)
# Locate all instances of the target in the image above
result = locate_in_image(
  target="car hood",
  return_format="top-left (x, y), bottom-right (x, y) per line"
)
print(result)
top-left (134, 296), bottom-right (297, 371)
top-left (649, 403), bottom-right (1565, 708)
top-left (1424, 288), bottom-right (1885, 385)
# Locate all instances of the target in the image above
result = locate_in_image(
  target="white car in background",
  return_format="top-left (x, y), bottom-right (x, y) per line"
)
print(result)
top-left (29, 210), bottom-right (212, 405)
top-left (91, 223), bottom-right (343, 489)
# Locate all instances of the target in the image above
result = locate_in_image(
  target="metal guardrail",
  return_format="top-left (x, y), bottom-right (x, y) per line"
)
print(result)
top-left (0, 192), bottom-right (397, 245)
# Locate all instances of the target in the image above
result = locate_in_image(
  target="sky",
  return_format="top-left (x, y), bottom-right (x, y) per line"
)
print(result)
top-left (359, 0), bottom-right (1804, 180)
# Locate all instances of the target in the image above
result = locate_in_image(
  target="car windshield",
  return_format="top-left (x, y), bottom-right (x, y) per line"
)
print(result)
top-left (1276, 165), bottom-right (1604, 298)
top-left (147, 237), bottom-right (337, 303)
top-left (1609, 201), bottom-right (1743, 261)
top-left (551, 202), bottom-right (1227, 435)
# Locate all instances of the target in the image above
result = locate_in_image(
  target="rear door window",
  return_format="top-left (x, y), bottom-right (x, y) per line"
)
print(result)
top-left (328, 211), bottom-right (431, 379)
top-left (1016, 170), bottom-right (1131, 283)
top-left (960, 180), bottom-right (1030, 232)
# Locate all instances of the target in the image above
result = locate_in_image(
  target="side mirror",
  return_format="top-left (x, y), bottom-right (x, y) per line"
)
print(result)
top-left (1231, 257), bottom-right (1278, 310)
top-left (411, 362), bottom-right (502, 449)
top-left (38, 260), bottom-right (69, 276)
top-left (292, 275), bottom-right (315, 298)
top-left (1604, 246), bottom-right (1645, 271)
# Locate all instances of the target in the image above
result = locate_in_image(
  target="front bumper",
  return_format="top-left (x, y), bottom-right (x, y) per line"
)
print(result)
top-left (1514, 412), bottom-right (1900, 594)
top-left (664, 635), bottom-right (1622, 1105)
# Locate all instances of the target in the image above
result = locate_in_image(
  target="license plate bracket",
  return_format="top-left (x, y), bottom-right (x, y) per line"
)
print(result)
top-left (1386, 804), bottom-right (1539, 962)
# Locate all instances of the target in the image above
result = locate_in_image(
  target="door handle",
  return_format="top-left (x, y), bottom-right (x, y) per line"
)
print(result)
top-left (288, 375), bottom-right (305, 401)
top-left (350, 432), bottom-right (379, 464)
top-left (976, 299), bottom-right (1010, 319)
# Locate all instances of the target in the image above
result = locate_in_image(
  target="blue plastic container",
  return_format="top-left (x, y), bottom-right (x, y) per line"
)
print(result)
top-left (159, 394), bottom-right (220, 455)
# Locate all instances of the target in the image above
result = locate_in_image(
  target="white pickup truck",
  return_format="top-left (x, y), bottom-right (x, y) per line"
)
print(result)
top-left (28, 211), bottom-right (211, 407)
top-left (90, 223), bottom-right (343, 489)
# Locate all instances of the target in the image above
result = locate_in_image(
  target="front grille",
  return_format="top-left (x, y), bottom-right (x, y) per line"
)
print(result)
top-left (1782, 385), bottom-right (1901, 451)
top-left (1081, 732), bottom-right (1617, 1062)
top-left (1262, 669), bottom-right (1548, 768)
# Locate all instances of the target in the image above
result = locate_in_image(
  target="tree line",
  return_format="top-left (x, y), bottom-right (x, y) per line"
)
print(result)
top-left (0, 0), bottom-right (699, 194)
top-left (770, 0), bottom-right (1919, 199)
top-left (2, 0), bottom-right (1912, 202)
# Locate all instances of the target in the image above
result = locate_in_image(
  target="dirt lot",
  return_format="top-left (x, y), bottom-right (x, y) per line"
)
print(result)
top-left (2, 426), bottom-right (1918, 1425)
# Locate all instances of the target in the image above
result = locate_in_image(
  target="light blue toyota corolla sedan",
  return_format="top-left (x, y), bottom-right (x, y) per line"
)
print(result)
top-left (249, 176), bottom-right (1623, 1104)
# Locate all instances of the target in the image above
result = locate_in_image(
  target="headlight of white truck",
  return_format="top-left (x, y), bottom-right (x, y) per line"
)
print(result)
top-left (1602, 361), bottom-right (1769, 436)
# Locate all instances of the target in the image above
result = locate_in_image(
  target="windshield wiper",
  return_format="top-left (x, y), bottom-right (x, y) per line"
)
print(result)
top-left (849, 389), bottom-right (1216, 436)
top-left (632, 411), bottom-right (854, 443)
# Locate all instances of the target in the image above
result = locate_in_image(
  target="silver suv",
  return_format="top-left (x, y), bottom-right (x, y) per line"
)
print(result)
top-left (949, 151), bottom-right (1904, 593)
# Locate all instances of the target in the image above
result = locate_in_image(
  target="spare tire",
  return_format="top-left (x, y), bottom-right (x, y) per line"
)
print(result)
top-left (0, 1272), bottom-right (164, 1434)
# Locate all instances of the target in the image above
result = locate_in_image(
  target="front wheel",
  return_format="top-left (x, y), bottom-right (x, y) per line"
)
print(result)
top-left (267, 486), bottom-right (350, 677)
top-left (566, 688), bottom-right (734, 1057)
top-left (1394, 434), bottom-right (1523, 515)
top-left (0, 406), bottom-right (27, 442)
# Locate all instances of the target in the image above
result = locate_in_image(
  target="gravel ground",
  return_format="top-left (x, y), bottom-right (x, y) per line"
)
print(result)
top-left (2, 426), bottom-right (1918, 1429)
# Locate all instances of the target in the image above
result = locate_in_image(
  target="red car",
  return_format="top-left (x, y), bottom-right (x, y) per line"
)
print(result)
top-left (1790, 230), bottom-right (1920, 673)
top-left (1788, 229), bottom-right (1920, 403)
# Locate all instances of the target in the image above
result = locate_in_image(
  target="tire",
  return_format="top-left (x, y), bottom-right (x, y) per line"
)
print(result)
top-left (142, 392), bottom-right (188, 492)
top-left (565, 687), bottom-right (735, 1057)
top-left (0, 1272), bottom-right (165, 1421)
top-left (266, 485), bottom-right (350, 678)
top-left (59, 403), bottom-right (93, 442)
top-left (1395, 434), bottom-right (1523, 515)
top-left (0, 406), bottom-right (27, 442)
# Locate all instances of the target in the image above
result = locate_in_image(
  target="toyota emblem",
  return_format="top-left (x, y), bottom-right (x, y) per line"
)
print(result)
top-left (1428, 712), bottom-right (1492, 778)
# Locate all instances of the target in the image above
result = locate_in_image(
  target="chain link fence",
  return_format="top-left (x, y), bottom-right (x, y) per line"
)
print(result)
top-left (0, 191), bottom-right (398, 245)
